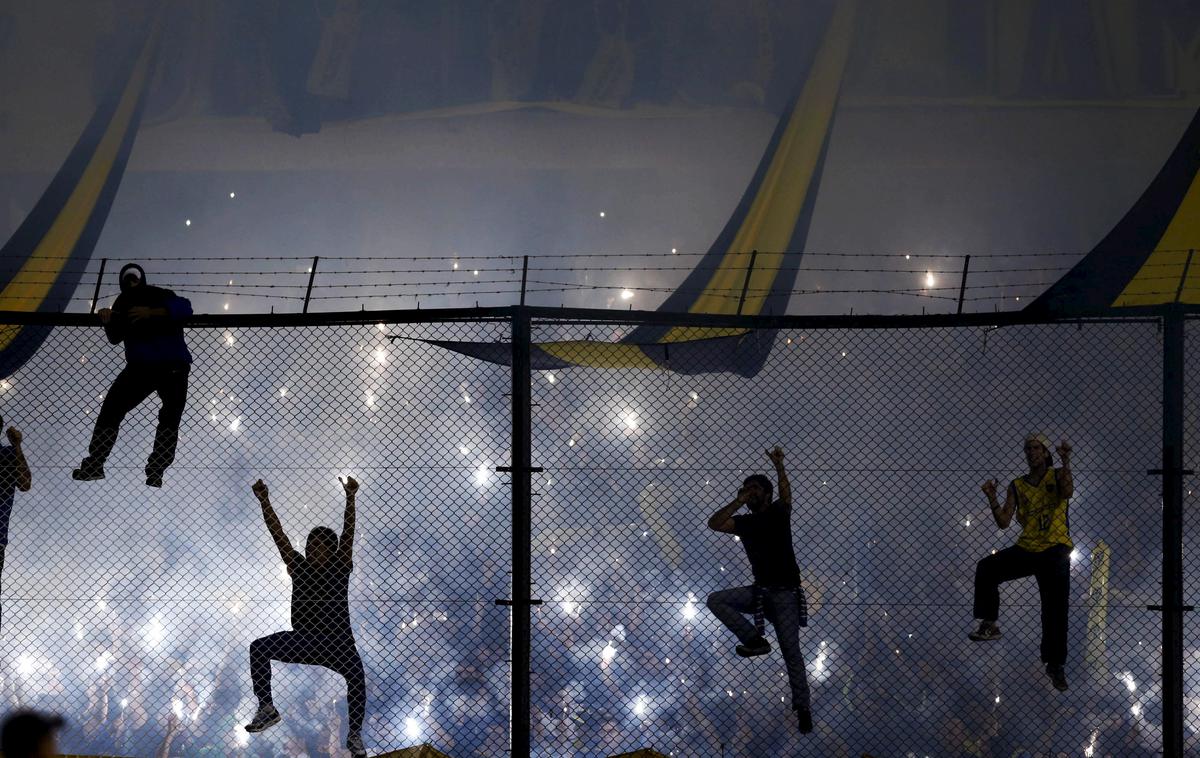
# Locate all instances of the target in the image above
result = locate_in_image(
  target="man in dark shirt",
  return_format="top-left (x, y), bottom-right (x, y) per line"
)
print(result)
top-left (73, 263), bottom-right (192, 487)
top-left (0, 418), bottom-right (32, 633)
top-left (244, 476), bottom-right (367, 758)
top-left (706, 446), bottom-right (813, 734)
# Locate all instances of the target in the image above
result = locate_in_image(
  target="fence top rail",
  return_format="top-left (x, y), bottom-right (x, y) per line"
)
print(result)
top-left (0, 304), bottom-right (1178, 330)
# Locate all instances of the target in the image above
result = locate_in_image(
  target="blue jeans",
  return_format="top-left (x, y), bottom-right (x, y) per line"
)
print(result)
top-left (707, 585), bottom-right (811, 711)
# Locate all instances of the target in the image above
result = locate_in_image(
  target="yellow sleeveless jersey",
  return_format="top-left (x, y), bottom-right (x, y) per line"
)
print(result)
top-left (1013, 468), bottom-right (1072, 552)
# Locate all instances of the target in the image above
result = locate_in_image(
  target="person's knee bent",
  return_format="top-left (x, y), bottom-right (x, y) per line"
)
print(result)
top-left (705, 592), bottom-right (725, 612)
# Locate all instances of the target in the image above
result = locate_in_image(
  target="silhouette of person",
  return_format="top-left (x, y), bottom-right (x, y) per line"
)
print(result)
top-left (73, 263), bottom-right (192, 487)
top-left (0, 418), bottom-right (32, 634)
top-left (244, 477), bottom-right (367, 758)
top-left (1, 710), bottom-right (64, 758)
top-left (969, 433), bottom-right (1074, 692)
top-left (706, 446), bottom-right (813, 734)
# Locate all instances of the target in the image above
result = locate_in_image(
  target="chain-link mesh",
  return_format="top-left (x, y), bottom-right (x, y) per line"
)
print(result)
top-left (0, 310), bottom-right (1186, 757)
top-left (528, 317), bottom-right (1164, 757)
top-left (0, 317), bottom-right (513, 757)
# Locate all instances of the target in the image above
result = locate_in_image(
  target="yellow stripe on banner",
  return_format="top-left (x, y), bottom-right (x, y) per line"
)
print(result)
top-left (661, 0), bottom-right (856, 344)
top-left (539, 341), bottom-right (662, 370)
top-left (0, 25), bottom-right (157, 349)
top-left (1113, 170), bottom-right (1200, 307)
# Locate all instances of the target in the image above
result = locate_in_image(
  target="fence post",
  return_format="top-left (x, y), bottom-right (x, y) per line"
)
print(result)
top-left (956, 255), bottom-right (970, 314)
top-left (89, 258), bottom-right (107, 314)
top-left (520, 255), bottom-right (529, 306)
top-left (737, 250), bottom-right (758, 315)
top-left (302, 256), bottom-right (319, 314)
top-left (1160, 304), bottom-right (1188, 757)
top-left (509, 305), bottom-right (534, 758)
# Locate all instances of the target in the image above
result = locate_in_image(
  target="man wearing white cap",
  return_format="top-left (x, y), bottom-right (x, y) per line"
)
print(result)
top-left (969, 433), bottom-right (1074, 691)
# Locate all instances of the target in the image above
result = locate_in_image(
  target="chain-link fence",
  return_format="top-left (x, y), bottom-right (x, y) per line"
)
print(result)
top-left (0, 308), bottom-right (1190, 757)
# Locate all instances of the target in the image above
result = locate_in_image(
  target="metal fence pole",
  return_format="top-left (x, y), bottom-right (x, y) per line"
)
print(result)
top-left (302, 256), bottom-right (319, 313)
top-left (509, 305), bottom-right (534, 757)
top-left (1159, 304), bottom-right (1188, 756)
top-left (89, 258), bottom-right (107, 314)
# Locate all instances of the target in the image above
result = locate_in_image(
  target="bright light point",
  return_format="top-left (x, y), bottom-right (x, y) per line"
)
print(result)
top-left (95, 651), bottom-right (112, 672)
top-left (620, 289), bottom-right (634, 300)
top-left (462, 392), bottom-right (472, 404)
top-left (599, 211), bottom-right (606, 218)
top-left (0, 380), bottom-right (10, 390)
top-left (474, 464), bottom-right (491, 487)
top-left (235, 729), bottom-right (250, 747)
top-left (688, 391), bottom-right (699, 402)
top-left (172, 699), bottom-right (184, 719)
top-left (963, 518), bottom-right (971, 527)
top-left (1131, 703), bottom-right (1142, 718)
top-left (373, 348), bottom-right (388, 365)
top-left (224, 332), bottom-right (234, 346)
top-left (452, 261), bottom-right (459, 270)
top-left (620, 409), bottom-right (639, 430)
top-left (279, 387), bottom-right (288, 397)
top-left (560, 600), bottom-right (577, 617)
top-left (545, 372), bottom-right (557, 384)
top-left (1070, 549), bottom-right (1081, 563)
top-left (458, 445), bottom-right (469, 455)
top-left (600, 642), bottom-right (617, 664)
top-left (671, 247), bottom-right (677, 254)
top-left (229, 601), bottom-right (243, 616)
top-left (905, 253), bottom-right (911, 260)
top-left (144, 615), bottom-right (166, 649)
top-left (472, 269), bottom-right (479, 276)
top-left (306, 267), bottom-right (312, 274)
top-left (376, 323), bottom-right (386, 332)
top-left (185, 219), bottom-right (191, 226)
top-left (229, 416), bottom-right (241, 433)
top-left (405, 717), bottom-right (421, 740)
top-left (994, 695), bottom-right (1000, 704)
top-left (229, 192), bottom-right (236, 198)
top-left (567, 438), bottom-right (576, 447)
top-left (16, 655), bottom-right (36, 677)
top-left (925, 271), bottom-right (935, 287)
top-left (223, 303), bottom-right (230, 311)
top-left (633, 696), bottom-right (647, 716)
top-left (120, 698), bottom-right (128, 708)
top-left (365, 392), bottom-right (377, 408)
top-left (681, 593), bottom-right (698, 621)
top-left (1121, 672), bottom-right (1136, 692)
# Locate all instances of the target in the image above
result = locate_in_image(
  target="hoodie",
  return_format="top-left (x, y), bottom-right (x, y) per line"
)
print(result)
top-left (103, 264), bottom-right (193, 364)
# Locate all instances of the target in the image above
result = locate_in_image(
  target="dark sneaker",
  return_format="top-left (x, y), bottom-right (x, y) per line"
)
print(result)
top-left (71, 460), bottom-right (105, 481)
top-left (1046, 664), bottom-right (1068, 691)
top-left (244, 704), bottom-right (280, 733)
top-left (968, 621), bottom-right (1001, 641)
top-left (145, 471), bottom-right (163, 488)
top-left (735, 636), bottom-right (771, 658)
top-left (346, 731), bottom-right (367, 757)
top-left (796, 707), bottom-right (813, 734)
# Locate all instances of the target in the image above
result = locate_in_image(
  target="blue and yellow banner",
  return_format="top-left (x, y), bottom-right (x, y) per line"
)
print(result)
top-left (0, 21), bottom-right (160, 378)
top-left (1028, 105), bottom-right (1200, 314)
top-left (429, 1), bottom-right (856, 377)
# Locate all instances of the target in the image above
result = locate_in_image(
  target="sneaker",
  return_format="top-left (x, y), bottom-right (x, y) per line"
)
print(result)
top-left (244, 704), bottom-right (280, 733)
top-left (71, 460), bottom-right (105, 481)
top-left (735, 636), bottom-right (771, 658)
top-left (1046, 664), bottom-right (1069, 691)
top-left (968, 621), bottom-right (1001, 641)
top-left (795, 707), bottom-right (813, 734)
top-left (145, 471), bottom-right (163, 488)
top-left (346, 731), bottom-right (367, 757)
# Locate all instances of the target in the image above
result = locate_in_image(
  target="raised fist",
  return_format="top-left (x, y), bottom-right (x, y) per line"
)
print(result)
top-left (340, 476), bottom-right (359, 495)
top-left (252, 479), bottom-right (269, 500)
top-left (981, 479), bottom-right (998, 500)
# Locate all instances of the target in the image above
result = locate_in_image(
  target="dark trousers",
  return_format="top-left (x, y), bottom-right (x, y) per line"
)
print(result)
top-left (250, 630), bottom-right (366, 734)
top-left (707, 585), bottom-right (811, 711)
top-left (86, 363), bottom-right (189, 474)
top-left (972, 543), bottom-right (1070, 665)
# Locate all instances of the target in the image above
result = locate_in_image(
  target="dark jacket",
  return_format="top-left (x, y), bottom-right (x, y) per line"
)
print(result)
top-left (104, 268), bottom-right (192, 364)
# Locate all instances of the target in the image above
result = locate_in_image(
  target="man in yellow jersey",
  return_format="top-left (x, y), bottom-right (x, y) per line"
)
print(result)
top-left (969, 433), bottom-right (1073, 691)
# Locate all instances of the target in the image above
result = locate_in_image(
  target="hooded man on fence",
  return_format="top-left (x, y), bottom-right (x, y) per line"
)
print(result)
top-left (73, 263), bottom-right (193, 488)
